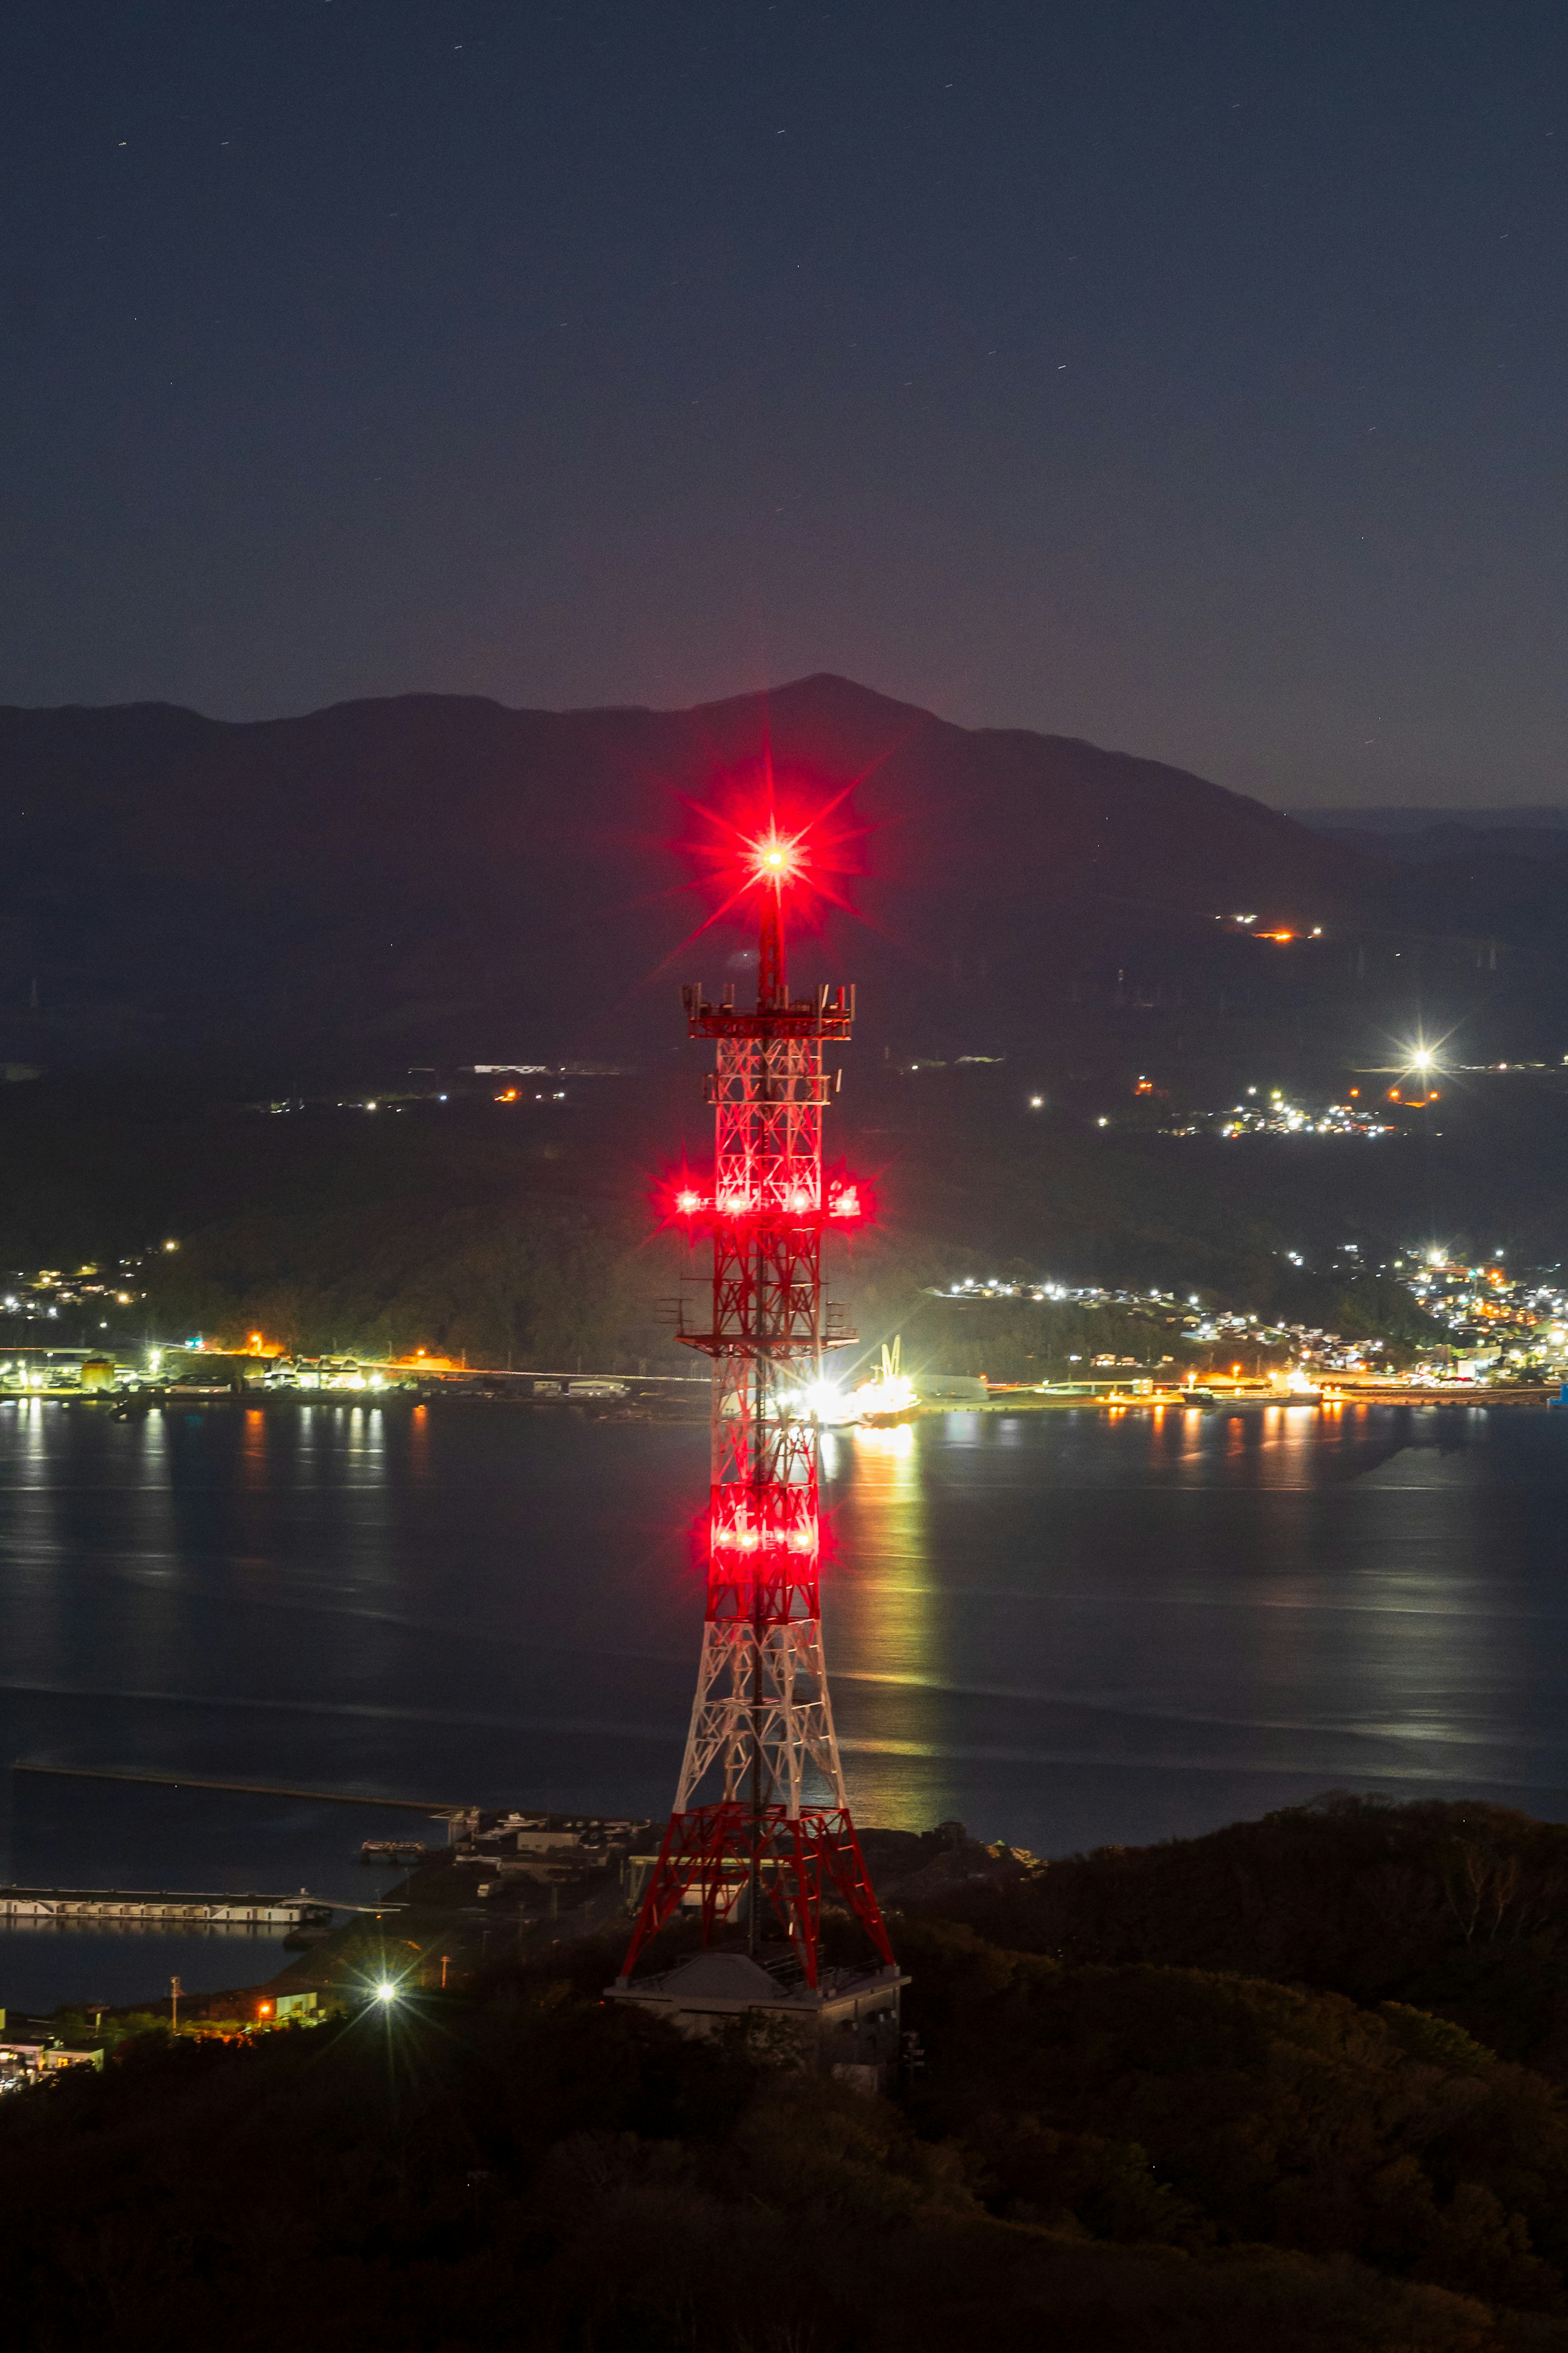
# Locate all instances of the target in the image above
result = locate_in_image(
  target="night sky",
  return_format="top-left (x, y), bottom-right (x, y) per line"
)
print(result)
top-left (3, 2), bottom-right (1565, 806)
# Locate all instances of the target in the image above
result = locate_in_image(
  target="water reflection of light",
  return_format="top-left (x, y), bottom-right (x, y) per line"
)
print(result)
top-left (4, 1404), bottom-right (58, 1684)
top-left (829, 1421), bottom-right (947, 1829)
top-left (853, 1422), bottom-right (915, 1460)
top-left (1149, 1409), bottom-right (1180, 1469)
top-left (1275, 1403), bottom-right (1317, 1486)
top-left (1170, 1404), bottom-right (1214, 1479)
top-left (344, 1404), bottom-right (387, 1473)
top-left (241, 1407), bottom-right (267, 1490)
top-left (127, 1405), bottom-right (172, 1574)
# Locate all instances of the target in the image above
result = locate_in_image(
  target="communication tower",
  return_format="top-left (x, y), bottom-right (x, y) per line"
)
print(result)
top-left (619, 821), bottom-right (893, 1986)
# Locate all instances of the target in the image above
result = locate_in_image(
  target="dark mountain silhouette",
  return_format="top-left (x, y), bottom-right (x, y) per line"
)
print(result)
top-left (0, 674), bottom-right (1555, 1075)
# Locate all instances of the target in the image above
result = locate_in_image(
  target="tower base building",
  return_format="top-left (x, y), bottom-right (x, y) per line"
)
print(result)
top-left (608, 1948), bottom-right (909, 2092)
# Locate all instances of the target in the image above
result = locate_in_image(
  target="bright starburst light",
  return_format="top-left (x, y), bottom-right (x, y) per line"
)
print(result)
top-left (748, 831), bottom-right (802, 882)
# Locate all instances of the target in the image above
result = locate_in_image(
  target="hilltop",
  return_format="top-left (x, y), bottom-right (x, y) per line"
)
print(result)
top-left (7, 1795), bottom-right (1568, 2350)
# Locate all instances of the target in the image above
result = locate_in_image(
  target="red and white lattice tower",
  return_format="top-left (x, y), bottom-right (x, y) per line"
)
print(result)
top-left (620, 825), bottom-right (893, 1987)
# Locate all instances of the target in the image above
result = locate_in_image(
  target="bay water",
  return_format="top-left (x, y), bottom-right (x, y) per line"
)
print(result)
top-left (1, 1396), bottom-right (1564, 2009)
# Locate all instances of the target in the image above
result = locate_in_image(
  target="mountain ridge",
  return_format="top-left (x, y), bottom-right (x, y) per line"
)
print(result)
top-left (0, 673), bottom-right (1550, 1075)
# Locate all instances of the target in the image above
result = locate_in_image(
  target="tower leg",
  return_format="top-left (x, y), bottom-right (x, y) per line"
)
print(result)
top-left (623, 1800), bottom-right (893, 1986)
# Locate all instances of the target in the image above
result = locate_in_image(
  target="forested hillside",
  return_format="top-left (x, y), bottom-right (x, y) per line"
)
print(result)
top-left (6, 1797), bottom-right (1568, 2350)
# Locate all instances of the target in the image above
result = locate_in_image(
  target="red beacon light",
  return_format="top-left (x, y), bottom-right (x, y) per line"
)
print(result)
top-left (747, 830), bottom-right (803, 885)
top-left (673, 1180), bottom-right (863, 1225)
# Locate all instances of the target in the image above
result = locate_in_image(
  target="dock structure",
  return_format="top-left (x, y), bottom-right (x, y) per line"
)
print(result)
top-left (12, 1761), bottom-right (470, 1816)
top-left (0, 1887), bottom-right (334, 1929)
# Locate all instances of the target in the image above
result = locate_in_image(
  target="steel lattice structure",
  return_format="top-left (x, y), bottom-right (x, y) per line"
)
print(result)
top-left (621, 833), bottom-right (893, 1986)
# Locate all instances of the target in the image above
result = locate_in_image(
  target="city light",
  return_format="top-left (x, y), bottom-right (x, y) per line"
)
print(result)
top-left (1175, 1092), bottom-right (1396, 1140)
top-left (374, 1982), bottom-right (398, 2004)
